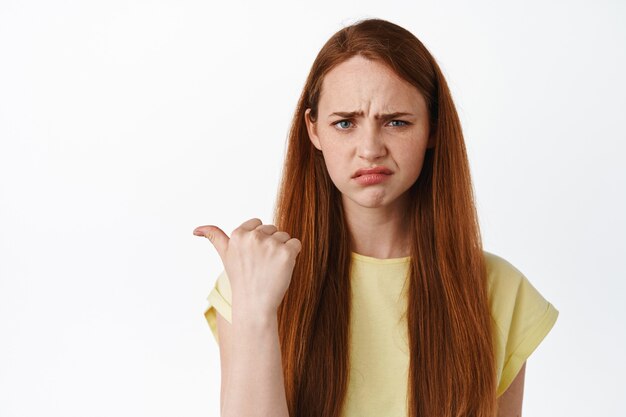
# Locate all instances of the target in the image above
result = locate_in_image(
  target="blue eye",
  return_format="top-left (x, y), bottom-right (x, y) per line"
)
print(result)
top-left (389, 120), bottom-right (408, 127)
top-left (333, 120), bottom-right (353, 129)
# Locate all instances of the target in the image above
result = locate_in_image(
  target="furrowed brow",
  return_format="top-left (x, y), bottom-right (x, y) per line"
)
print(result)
top-left (328, 111), bottom-right (414, 120)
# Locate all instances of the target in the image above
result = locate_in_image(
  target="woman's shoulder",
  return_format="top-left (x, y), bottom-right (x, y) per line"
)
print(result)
top-left (481, 249), bottom-right (554, 322)
top-left (482, 250), bottom-right (523, 278)
top-left (482, 250), bottom-right (526, 294)
top-left (481, 248), bottom-right (558, 339)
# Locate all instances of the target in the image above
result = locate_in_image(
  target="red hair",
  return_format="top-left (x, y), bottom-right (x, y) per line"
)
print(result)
top-left (273, 18), bottom-right (496, 417)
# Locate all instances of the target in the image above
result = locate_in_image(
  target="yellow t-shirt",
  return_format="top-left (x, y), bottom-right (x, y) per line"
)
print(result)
top-left (203, 250), bottom-right (559, 415)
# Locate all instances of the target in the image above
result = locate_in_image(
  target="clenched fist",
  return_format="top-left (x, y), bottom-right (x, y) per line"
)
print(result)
top-left (193, 218), bottom-right (302, 321)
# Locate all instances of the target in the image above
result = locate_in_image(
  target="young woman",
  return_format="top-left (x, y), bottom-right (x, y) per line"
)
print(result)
top-left (193, 18), bottom-right (559, 417)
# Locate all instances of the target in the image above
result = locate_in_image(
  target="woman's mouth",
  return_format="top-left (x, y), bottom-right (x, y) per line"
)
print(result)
top-left (353, 172), bottom-right (392, 185)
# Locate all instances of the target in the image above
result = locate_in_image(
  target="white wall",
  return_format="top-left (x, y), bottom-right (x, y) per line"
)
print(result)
top-left (1, 1), bottom-right (624, 416)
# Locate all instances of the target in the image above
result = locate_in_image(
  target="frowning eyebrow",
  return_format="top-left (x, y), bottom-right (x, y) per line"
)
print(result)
top-left (328, 111), bottom-right (414, 120)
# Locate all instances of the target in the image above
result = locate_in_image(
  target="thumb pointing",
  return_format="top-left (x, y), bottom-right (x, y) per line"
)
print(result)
top-left (193, 225), bottom-right (229, 261)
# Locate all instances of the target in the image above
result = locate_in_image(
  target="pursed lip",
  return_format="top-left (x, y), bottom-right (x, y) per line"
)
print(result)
top-left (352, 166), bottom-right (393, 178)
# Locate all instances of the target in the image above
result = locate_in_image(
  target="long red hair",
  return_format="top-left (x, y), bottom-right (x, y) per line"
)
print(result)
top-left (273, 18), bottom-right (497, 417)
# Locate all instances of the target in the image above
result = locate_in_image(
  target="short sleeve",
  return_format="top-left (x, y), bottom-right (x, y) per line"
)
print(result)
top-left (203, 269), bottom-right (233, 344)
top-left (484, 251), bottom-right (559, 397)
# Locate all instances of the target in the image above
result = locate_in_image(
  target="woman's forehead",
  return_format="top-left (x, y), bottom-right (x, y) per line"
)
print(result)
top-left (317, 55), bottom-right (424, 112)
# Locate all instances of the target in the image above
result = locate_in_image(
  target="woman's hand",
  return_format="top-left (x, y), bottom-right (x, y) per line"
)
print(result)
top-left (193, 218), bottom-right (302, 320)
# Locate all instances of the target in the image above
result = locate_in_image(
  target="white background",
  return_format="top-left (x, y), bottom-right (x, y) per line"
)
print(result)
top-left (1, 1), bottom-right (624, 416)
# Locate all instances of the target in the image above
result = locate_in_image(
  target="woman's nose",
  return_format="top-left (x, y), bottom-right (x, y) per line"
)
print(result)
top-left (357, 125), bottom-right (387, 161)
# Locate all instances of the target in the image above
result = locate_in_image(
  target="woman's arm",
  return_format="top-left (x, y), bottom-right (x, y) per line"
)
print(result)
top-left (216, 311), bottom-right (289, 417)
top-left (196, 219), bottom-right (300, 417)
top-left (496, 361), bottom-right (526, 417)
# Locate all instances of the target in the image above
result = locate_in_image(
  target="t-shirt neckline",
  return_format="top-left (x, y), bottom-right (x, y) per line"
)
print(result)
top-left (350, 251), bottom-right (411, 264)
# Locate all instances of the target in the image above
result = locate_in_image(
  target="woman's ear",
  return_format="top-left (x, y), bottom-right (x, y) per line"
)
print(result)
top-left (304, 108), bottom-right (322, 151)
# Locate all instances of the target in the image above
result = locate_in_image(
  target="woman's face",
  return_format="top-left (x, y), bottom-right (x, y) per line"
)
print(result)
top-left (305, 54), bottom-right (434, 211)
